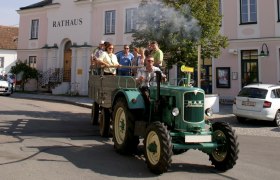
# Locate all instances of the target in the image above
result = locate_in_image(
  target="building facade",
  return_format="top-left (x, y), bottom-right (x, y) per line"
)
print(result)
top-left (213, 0), bottom-right (280, 101)
top-left (0, 25), bottom-right (18, 75)
top-left (17, 0), bottom-right (140, 95)
top-left (17, 0), bottom-right (280, 98)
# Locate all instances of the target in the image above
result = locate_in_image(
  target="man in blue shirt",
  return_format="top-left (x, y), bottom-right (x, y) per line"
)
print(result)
top-left (117, 45), bottom-right (134, 76)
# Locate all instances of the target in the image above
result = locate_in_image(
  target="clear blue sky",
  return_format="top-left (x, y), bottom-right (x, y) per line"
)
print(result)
top-left (0, 0), bottom-right (40, 26)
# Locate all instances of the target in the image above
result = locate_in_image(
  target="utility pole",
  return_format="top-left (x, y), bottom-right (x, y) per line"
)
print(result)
top-left (197, 45), bottom-right (201, 88)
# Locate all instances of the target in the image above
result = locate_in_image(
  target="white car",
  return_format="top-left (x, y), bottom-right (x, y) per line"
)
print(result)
top-left (0, 75), bottom-right (12, 96)
top-left (233, 84), bottom-right (280, 127)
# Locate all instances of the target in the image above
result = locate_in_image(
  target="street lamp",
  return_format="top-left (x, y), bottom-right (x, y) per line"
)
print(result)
top-left (259, 43), bottom-right (269, 57)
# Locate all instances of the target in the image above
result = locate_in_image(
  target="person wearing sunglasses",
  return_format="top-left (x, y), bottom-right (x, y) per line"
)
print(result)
top-left (116, 45), bottom-right (134, 76)
top-left (97, 43), bottom-right (120, 75)
top-left (136, 56), bottom-right (166, 106)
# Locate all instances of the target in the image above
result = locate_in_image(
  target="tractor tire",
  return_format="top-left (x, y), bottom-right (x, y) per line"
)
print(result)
top-left (91, 101), bottom-right (99, 125)
top-left (99, 108), bottom-right (110, 137)
top-left (143, 121), bottom-right (172, 174)
top-left (236, 116), bottom-right (246, 123)
top-left (273, 111), bottom-right (280, 127)
top-left (209, 122), bottom-right (239, 171)
top-left (112, 98), bottom-right (139, 154)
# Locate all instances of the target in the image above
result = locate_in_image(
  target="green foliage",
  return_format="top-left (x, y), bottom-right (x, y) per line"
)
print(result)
top-left (9, 61), bottom-right (39, 91)
top-left (132, 0), bottom-right (228, 69)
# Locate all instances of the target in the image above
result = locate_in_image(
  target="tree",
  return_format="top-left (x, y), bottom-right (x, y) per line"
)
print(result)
top-left (9, 61), bottom-right (39, 91)
top-left (131, 0), bottom-right (228, 69)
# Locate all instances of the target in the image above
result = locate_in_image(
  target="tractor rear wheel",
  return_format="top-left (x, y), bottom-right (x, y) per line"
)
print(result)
top-left (91, 101), bottom-right (99, 125)
top-left (209, 122), bottom-right (239, 171)
top-left (112, 98), bottom-right (139, 154)
top-left (99, 108), bottom-right (110, 137)
top-left (144, 121), bottom-right (172, 174)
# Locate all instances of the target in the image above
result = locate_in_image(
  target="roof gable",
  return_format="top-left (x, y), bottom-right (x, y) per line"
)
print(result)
top-left (20, 0), bottom-right (53, 10)
top-left (0, 26), bottom-right (18, 50)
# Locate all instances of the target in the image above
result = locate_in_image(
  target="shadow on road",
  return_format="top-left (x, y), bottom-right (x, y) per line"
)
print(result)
top-left (210, 116), bottom-right (278, 129)
top-left (0, 110), bottom-right (234, 178)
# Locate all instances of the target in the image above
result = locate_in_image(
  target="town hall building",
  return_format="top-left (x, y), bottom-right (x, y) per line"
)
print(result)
top-left (17, 0), bottom-right (140, 95)
top-left (17, 0), bottom-right (280, 102)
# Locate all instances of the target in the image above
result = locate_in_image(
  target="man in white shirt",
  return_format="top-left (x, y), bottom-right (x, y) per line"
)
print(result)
top-left (136, 56), bottom-right (165, 107)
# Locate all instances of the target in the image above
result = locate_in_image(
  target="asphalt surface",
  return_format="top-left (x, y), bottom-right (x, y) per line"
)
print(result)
top-left (10, 92), bottom-right (93, 109)
top-left (10, 91), bottom-right (232, 117)
top-left (10, 92), bottom-right (280, 138)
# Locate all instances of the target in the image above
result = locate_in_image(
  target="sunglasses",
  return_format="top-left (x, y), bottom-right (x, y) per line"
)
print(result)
top-left (108, 47), bottom-right (114, 50)
top-left (124, 48), bottom-right (129, 49)
top-left (147, 59), bottom-right (154, 62)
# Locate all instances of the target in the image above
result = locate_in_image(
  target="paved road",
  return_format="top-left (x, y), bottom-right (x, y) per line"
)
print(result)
top-left (1, 95), bottom-right (280, 180)
top-left (209, 104), bottom-right (280, 138)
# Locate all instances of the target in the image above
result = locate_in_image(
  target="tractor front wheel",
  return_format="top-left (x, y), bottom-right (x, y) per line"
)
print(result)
top-left (209, 122), bottom-right (239, 171)
top-left (144, 121), bottom-right (172, 174)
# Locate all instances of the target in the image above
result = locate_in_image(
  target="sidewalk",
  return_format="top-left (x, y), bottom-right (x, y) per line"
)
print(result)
top-left (10, 92), bottom-right (233, 117)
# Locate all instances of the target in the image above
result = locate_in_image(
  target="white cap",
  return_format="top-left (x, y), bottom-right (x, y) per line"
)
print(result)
top-left (100, 40), bottom-right (105, 45)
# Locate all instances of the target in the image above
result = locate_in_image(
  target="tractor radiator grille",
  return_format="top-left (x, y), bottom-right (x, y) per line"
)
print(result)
top-left (183, 91), bottom-right (204, 122)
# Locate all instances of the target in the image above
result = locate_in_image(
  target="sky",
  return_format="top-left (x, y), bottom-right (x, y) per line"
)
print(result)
top-left (0, 0), bottom-right (40, 27)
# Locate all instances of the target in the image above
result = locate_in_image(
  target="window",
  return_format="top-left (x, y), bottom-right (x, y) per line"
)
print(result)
top-left (29, 56), bottom-right (37, 68)
top-left (238, 88), bottom-right (267, 99)
top-left (0, 57), bottom-right (4, 68)
top-left (240, 0), bottom-right (257, 24)
top-left (271, 89), bottom-right (280, 98)
top-left (105, 10), bottom-right (116, 34)
top-left (126, 8), bottom-right (137, 33)
top-left (31, 19), bottom-right (39, 39)
top-left (241, 50), bottom-right (259, 87)
top-left (278, 0), bottom-right (280, 22)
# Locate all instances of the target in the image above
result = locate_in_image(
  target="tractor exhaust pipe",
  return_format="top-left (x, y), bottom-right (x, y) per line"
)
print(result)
top-left (155, 71), bottom-right (161, 101)
top-left (154, 71), bottom-right (162, 113)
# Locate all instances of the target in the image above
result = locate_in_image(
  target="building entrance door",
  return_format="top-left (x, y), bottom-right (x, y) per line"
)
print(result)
top-left (241, 50), bottom-right (259, 87)
top-left (63, 41), bottom-right (72, 82)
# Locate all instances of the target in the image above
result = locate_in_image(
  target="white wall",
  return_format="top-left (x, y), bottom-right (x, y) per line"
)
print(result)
top-left (0, 49), bottom-right (17, 75)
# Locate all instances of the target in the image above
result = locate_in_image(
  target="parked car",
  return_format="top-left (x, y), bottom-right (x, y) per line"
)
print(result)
top-left (0, 75), bottom-right (12, 96)
top-left (233, 84), bottom-right (280, 127)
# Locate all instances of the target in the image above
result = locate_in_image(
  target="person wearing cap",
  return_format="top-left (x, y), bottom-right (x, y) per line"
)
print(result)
top-left (92, 40), bottom-right (105, 58)
top-left (90, 40), bottom-right (105, 74)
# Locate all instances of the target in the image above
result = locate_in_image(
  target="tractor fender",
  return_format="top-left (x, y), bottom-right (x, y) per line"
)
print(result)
top-left (112, 89), bottom-right (145, 109)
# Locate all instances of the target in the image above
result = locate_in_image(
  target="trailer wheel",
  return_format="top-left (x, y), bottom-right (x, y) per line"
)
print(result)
top-left (209, 122), bottom-right (239, 171)
top-left (99, 108), bottom-right (110, 137)
top-left (144, 121), bottom-right (172, 174)
top-left (91, 101), bottom-right (99, 125)
top-left (113, 98), bottom-right (139, 154)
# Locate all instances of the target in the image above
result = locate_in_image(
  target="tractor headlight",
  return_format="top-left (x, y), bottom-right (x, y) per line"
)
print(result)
top-left (172, 107), bottom-right (180, 116)
top-left (205, 108), bottom-right (213, 117)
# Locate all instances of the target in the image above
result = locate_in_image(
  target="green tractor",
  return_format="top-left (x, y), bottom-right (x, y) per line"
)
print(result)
top-left (88, 68), bottom-right (239, 174)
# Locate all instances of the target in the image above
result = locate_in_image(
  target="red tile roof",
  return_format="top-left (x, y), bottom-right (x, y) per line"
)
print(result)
top-left (0, 25), bottom-right (18, 50)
